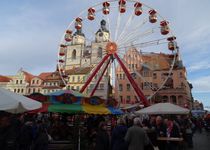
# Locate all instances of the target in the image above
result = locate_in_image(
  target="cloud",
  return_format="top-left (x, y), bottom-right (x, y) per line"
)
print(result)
top-left (187, 61), bottom-right (210, 72)
top-left (190, 76), bottom-right (210, 93)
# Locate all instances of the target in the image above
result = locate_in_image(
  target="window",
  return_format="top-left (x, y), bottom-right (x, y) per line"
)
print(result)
top-left (131, 73), bottom-right (136, 79)
top-left (119, 74), bottom-right (122, 79)
top-left (131, 64), bottom-right (134, 69)
top-left (36, 80), bottom-right (39, 84)
top-left (127, 84), bottom-right (130, 91)
top-left (33, 88), bottom-right (35, 93)
top-left (76, 86), bottom-right (79, 91)
top-left (143, 82), bottom-right (152, 89)
top-left (181, 82), bottom-right (185, 88)
top-left (153, 73), bottom-right (157, 79)
top-left (83, 76), bottom-right (86, 82)
top-left (120, 96), bottom-right (123, 103)
top-left (127, 96), bottom-right (131, 102)
top-left (135, 64), bottom-right (137, 69)
top-left (21, 89), bottom-right (24, 93)
top-left (98, 47), bottom-right (103, 58)
top-left (100, 83), bottom-right (104, 90)
top-left (72, 49), bottom-right (76, 59)
top-left (16, 80), bottom-right (18, 84)
top-left (28, 88), bottom-right (31, 93)
top-left (20, 80), bottom-right (22, 84)
top-left (14, 89), bottom-right (16, 92)
top-left (17, 89), bottom-right (20, 93)
top-left (143, 71), bottom-right (149, 77)
top-left (71, 86), bottom-right (74, 90)
top-left (122, 74), bottom-right (125, 79)
top-left (72, 76), bottom-right (75, 82)
top-left (179, 72), bottom-right (183, 78)
top-left (78, 76), bottom-right (80, 82)
top-left (32, 80), bottom-right (35, 84)
top-left (89, 84), bottom-right (94, 90)
top-left (119, 84), bottom-right (123, 91)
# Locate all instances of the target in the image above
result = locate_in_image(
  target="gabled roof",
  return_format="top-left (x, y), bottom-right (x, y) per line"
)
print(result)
top-left (38, 72), bottom-right (53, 80)
top-left (0, 75), bottom-right (11, 82)
top-left (22, 71), bottom-right (35, 82)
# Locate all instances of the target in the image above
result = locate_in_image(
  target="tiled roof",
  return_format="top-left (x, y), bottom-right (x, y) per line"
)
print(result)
top-left (0, 75), bottom-right (11, 82)
top-left (22, 71), bottom-right (35, 82)
top-left (38, 72), bottom-right (53, 80)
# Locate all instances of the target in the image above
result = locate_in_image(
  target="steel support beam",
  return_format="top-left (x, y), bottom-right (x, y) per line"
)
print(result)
top-left (80, 54), bottom-right (111, 93)
top-left (90, 58), bottom-right (111, 97)
top-left (114, 53), bottom-right (149, 106)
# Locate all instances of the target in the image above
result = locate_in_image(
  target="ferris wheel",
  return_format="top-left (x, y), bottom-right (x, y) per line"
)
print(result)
top-left (57, 0), bottom-right (178, 107)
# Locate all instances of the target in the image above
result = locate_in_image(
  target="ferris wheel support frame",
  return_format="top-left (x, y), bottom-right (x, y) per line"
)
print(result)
top-left (114, 53), bottom-right (149, 107)
top-left (80, 53), bottom-right (111, 93)
top-left (79, 50), bottom-right (149, 106)
top-left (90, 57), bottom-right (112, 97)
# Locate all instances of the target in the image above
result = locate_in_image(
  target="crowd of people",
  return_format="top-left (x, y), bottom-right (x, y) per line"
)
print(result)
top-left (0, 111), bottom-right (206, 150)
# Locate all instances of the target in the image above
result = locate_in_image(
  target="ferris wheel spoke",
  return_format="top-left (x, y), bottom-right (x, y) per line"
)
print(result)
top-left (105, 13), bottom-right (112, 41)
top-left (114, 10), bottom-right (121, 41)
top-left (116, 10), bottom-right (135, 43)
top-left (118, 27), bottom-right (158, 46)
top-left (117, 17), bottom-right (148, 44)
top-left (118, 37), bottom-right (167, 50)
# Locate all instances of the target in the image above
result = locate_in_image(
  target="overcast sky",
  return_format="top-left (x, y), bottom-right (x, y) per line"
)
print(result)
top-left (0, 0), bottom-right (210, 108)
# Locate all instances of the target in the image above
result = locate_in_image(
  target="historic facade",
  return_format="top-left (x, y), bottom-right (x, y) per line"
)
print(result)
top-left (0, 69), bottom-right (64, 95)
top-left (115, 47), bottom-right (193, 108)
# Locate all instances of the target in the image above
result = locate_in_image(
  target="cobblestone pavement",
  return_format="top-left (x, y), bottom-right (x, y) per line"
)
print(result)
top-left (190, 130), bottom-right (210, 150)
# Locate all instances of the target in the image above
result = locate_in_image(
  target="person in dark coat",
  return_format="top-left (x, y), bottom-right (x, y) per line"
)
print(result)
top-left (111, 118), bottom-right (128, 150)
top-left (32, 125), bottom-right (48, 150)
top-left (155, 116), bottom-right (167, 150)
top-left (125, 117), bottom-right (149, 150)
top-left (165, 118), bottom-right (180, 150)
top-left (95, 121), bottom-right (110, 150)
top-left (17, 121), bottom-right (33, 150)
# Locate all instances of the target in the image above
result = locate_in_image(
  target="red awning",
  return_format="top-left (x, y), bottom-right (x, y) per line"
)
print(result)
top-left (28, 103), bottom-right (50, 113)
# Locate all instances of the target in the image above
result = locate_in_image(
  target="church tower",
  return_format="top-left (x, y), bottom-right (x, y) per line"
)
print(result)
top-left (65, 28), bottom-right (85, 70)
top-left (95, 19), bottom-right (110, 42)
top-left (91, 20), bottom-right (110, 65)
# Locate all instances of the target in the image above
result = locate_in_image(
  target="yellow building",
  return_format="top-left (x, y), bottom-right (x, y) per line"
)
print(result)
top-left (66, 67), bottom-right (92, 93)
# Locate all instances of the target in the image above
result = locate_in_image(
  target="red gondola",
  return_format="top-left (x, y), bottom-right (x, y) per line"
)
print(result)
top-left (59, 44), bottom-right (66, 56)
top-left (65, 30), bottom-right (72, 42)
top-left (134, 2), bottom-right (142, 16)
top-left (103, 2), bottom-right (110, 15)
top-left (88, 8), bottom-right (95, 21)
top-left (160, 21), bottom-right (170, 35)
top-left (59, 59), bottom-right (65, 63)
top-left (75, 17), bottom-right (82, 30)
top-left (119, 0), bottom-right (126, 13)
top-left (167, 36), bottom-right (177, 50)
top-left (149, 9), bottom-right (157, 23)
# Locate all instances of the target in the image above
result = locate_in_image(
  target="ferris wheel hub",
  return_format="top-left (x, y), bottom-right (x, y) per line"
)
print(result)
top-left (106, 42), bottom-right (117, 54)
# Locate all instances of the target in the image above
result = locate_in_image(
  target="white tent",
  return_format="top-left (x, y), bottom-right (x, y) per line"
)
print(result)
top-left (135, 103), bottom-right (189, 115)
top-left (0, 87), bottom-right (42, 113)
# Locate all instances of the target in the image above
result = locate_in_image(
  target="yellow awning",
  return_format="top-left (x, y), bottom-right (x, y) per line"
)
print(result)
top-left (83, 104), bottom-right (111, 115)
